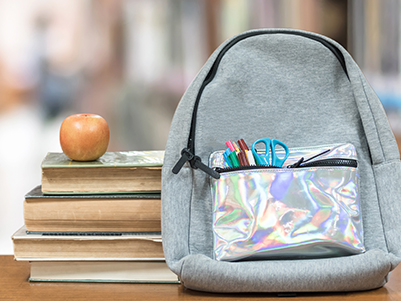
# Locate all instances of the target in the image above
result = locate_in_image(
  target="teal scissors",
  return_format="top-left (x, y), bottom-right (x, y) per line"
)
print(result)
top-left (251, 138), bottom-right (289, 167)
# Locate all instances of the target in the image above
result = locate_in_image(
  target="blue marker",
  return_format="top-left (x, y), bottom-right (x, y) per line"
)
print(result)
top-left (224, 148), bottom-right (233, 167)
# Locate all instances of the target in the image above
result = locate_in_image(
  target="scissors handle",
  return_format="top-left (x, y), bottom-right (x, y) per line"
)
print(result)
top-left (270, 139), bottom-right (289, 167)
top-left (251, 138), bottom-right (289, 167)
top-left (251, 138), bottom-right (271, 166)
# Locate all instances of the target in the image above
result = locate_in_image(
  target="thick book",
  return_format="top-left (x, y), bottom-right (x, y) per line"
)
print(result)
top-left (29, 261), bottom-right (179, 283)
top-left (41, 151), bottom-right (164, 194)
top-left (24, 186), bottom-right (161, 233)
top-left (12, 226), bottom-right (164, 261)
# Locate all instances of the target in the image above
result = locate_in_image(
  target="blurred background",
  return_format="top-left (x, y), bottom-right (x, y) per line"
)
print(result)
top-left (0, 0), bottom-right (400, 253)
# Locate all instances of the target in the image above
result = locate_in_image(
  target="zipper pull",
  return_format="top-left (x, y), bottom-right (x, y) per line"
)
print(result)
top-left (288, 157), bottom-right (304, 168)
top-left (288, 149), bottom-right (331, 168)
top-left (172, 148), bottom-right (194, 174)
top-left (172, 148), bottom-right (220, 179)
top-left (192, 156), bottom-right (220, 179)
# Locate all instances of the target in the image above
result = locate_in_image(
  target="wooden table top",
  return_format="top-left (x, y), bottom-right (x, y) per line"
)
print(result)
top-left (1, 255), bottom-right (400, 300)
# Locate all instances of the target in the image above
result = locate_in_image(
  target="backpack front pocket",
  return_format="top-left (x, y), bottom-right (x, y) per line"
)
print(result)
top-left (210, 143), bottom-right (365, 261)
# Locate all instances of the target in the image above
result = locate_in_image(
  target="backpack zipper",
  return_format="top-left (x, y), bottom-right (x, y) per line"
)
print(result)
top-left (214, 158), bottom-right (357, 174)
top-left (172, 30), bottom-right (349, 180)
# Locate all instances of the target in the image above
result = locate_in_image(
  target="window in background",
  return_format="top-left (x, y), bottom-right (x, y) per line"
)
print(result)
top-left (349, 0), bottom-right (401, 148)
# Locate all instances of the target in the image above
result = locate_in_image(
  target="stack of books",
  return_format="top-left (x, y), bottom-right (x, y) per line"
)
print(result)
top-left (12, 151), bottom-right (179, 283)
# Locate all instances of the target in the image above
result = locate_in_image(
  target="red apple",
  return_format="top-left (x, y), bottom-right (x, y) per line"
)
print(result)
top-left (60, 113), bottom-right (110, 161)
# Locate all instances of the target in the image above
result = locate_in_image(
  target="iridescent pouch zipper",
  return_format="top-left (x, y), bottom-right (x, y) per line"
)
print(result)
top-left (209, 143), bottom-right (365, 261)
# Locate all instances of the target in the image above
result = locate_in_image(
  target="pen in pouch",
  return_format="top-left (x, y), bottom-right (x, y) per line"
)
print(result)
top-left (223, 148), bottom-right (233, 167)
top-left (238, 152), bottom-right (248, 166)
top-left (228, 150), bottom-right (240, 167)
top-left (225, 141), bottom-right (240, 167)
top-left (246, 150), bottom-right (256, 165)
top-left (238, 138), bottom-right (254, 165)
top-left (232, 141), bottom-right (240, 153)
top-left (232, 141), bottom-right (246, 166)
top-left (226, 141), bottom-right (235, 152)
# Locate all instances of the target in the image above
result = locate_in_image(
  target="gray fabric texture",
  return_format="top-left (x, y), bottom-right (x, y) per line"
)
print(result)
top-left (161, 28), bottom-right (401, 292)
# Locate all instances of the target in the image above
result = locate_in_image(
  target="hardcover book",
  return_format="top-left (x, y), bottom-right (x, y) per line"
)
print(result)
top-left (41, 151), bottom-right (164, 194)
top-left (29, 261), bottom-right (179, 283)
top-left (24, 186), bottom-right (161, 233)
top-left (12, 226), bottom-right (164, 261)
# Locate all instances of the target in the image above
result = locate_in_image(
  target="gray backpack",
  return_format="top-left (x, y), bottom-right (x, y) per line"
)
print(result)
top-left (161, 28), bottom-right (401, 293)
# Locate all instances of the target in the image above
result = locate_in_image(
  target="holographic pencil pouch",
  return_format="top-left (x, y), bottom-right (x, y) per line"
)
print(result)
top-left (209, 143), bottom-right (365, 261)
